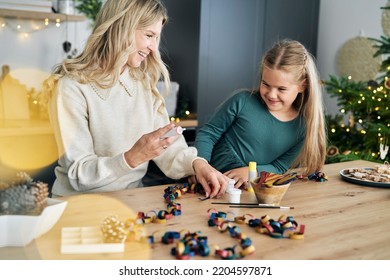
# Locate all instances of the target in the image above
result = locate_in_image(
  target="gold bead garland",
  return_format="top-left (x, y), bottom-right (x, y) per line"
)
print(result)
top-left (100, 215), bottom-right (127, 243)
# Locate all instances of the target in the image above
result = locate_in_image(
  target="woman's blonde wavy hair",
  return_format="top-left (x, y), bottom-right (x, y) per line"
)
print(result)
top-left (43, 0), bottom-right (170, 111)
top-left (256, 39), bottom-right (327, 175)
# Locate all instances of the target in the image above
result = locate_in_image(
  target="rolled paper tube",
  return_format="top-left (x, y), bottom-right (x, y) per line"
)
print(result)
top-left (162, 126), bottom-right (186, 138)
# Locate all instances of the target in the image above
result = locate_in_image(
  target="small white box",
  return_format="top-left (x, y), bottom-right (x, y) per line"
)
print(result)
top-left (61, 227), bottom-right (125, 254)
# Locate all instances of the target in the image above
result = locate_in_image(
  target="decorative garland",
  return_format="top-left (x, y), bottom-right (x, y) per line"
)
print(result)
top-left (100, 181), bottom-right (308, 259)
top-left (296, 171), bottom-right (328, 182)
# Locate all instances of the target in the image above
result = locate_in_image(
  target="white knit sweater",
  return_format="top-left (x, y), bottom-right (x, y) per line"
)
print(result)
top-left (49, 69), bottom-right (198, 196)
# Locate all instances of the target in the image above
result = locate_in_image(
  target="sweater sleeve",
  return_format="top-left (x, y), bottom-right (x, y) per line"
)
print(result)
top-left (149, 89), bottom-right (199, 179)
top-left (154, 139), bottom-right (200, 179)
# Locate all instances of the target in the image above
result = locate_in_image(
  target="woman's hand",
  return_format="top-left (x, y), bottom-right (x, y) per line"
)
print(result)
top-left (192, 159), bottom-right (229, 198)
top-left (187, 175), bottom-right (198, 185)
top-left (124, 124), bottom-right (175, 168)
top-left (224, 167), bottom-right (250, 189)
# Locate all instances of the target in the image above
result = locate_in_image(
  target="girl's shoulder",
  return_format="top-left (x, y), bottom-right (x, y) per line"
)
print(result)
top-left (220, 89), bottom-right (266, 116)
top-left (226, 89), bottom-right (256, 104)
top-left (231, 89), bottom-right (252, 98)
top-left (231, 89), bottom-right (264, 107)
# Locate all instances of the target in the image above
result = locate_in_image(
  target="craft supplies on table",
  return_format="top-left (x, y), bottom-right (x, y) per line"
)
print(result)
top-left (228, 188), bottom-right (242, 203)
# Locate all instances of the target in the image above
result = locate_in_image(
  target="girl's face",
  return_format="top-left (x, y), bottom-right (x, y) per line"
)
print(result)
top-left (127, 19), bottom-right (163, 68)
top-left (259, 67), bottom-right (304, 120)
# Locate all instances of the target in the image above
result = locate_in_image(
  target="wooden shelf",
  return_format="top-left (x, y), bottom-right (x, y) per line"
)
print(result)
top-left (0, 9), bottom-right (85, 22)
top-left (174, 119), bottom-right (198, 128)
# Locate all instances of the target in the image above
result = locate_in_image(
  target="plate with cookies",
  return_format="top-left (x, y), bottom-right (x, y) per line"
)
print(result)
top-left (340, 163), bottom-right (390, 188)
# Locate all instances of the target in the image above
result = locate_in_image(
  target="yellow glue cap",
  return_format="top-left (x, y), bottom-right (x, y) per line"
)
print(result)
top-left (249, 161), bottom-right (257, 171)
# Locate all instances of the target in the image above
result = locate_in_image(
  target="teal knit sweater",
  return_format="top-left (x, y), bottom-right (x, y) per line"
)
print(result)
top-left (195, 91), bottom-right (305, 174)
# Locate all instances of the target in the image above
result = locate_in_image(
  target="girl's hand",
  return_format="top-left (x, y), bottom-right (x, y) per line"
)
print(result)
top-left (224, 167), bottom-right (250, 189)
top-left (124, 123), bottom-right (175, 168)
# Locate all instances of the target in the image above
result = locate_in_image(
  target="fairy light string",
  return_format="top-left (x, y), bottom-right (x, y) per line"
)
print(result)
top-left (0, 17), bottom-right (62, 37)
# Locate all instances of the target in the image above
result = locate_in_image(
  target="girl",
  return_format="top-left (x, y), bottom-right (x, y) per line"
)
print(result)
top-left (44, 0), bottom-right (228, 197)
top-left (194, 39), bottom-right (327, 188)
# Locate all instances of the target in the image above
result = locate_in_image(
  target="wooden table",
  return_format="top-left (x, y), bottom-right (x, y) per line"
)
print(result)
top-left (1, 160), bottom-right (389, 260)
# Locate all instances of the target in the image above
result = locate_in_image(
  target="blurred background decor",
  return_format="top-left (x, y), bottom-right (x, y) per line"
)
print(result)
top-left (74, 0), bottom-right (104, 23)
top-left (324, 4), bottom-right (390, 163)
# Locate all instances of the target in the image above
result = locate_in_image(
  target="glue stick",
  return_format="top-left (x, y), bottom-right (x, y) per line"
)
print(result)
top-left (247, 161), bottom-right (257, 192)
top-left (162, 126), bottom-right (186, 138)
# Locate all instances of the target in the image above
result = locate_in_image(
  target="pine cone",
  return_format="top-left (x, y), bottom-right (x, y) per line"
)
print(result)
top-left (0, 172), bottom-right (49, 215)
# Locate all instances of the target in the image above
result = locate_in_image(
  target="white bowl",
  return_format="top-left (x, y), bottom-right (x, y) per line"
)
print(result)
top-left (0, 198), bottom-right (67, 247)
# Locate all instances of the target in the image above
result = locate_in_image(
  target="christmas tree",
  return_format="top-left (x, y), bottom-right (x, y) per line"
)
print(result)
top-left (324, 6), bottom-right (390, 164)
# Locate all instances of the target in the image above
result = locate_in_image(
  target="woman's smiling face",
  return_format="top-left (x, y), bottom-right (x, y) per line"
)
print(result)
top-left (127, 19), bottom-right (163, 68)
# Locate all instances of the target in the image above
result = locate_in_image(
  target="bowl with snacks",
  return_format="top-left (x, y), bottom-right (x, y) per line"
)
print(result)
top-left (340, 163), bottom-right (390, 188)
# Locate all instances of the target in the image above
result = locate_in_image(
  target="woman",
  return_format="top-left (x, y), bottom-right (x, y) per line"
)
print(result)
top-left (44, 0), bottom-right (228, 197)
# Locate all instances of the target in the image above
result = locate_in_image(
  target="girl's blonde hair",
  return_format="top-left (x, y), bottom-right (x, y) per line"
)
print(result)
top-left (259, 39), bottom-right (327, 175)
top-left (44, 0), bottom-right (170, 109)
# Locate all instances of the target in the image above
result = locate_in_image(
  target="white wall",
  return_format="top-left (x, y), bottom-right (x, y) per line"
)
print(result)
top-left (317, 0), bottom-right (388, 116)
top-left (0, 7), bottom-right (92, 90)
top-left (0, 21), bottom-right (91, 72)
